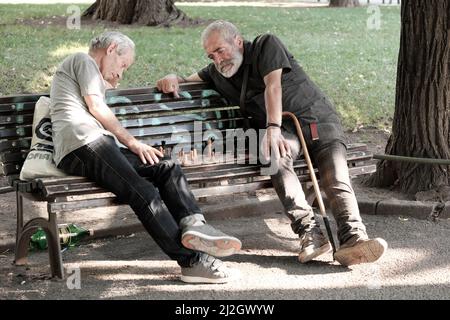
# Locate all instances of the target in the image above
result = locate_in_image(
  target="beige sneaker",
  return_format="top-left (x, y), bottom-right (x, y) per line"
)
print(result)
top-left (334, 236), bottom-right (387, 266)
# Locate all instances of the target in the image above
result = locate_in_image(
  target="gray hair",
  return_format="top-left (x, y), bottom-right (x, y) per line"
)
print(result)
top-left (89, 31), bottom-right (135, 55)
top-left (201, 20), bottom-right (242, 46)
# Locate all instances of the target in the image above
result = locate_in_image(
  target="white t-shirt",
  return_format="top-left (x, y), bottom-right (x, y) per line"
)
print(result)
top-left (50, 52), bottom-right (116, 165)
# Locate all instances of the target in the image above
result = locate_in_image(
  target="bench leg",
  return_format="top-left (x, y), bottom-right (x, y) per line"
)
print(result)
top-left (246, 177), bottom-right (257, 197)
top-left (47, 211), bottom-right (64, 279)
top-left (14, 192), bottom-right (28, 265)
top-left (198, 183), bottom-right (208, 203)
top-left (14, 194), bottom-right (64, 279)
top-left (15, 192), bottom-right (23, 253)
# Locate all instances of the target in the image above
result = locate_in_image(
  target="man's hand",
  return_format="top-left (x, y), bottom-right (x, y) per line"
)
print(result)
top-left (128, 140), bottom-right (164, 165)
top-left (261, 126), bottom-right (291, 161)
top-left (156, 74), bottom-right (180, 98)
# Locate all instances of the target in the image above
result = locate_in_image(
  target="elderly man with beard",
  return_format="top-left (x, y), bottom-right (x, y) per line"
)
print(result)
top-left (157, 20), bottom-right (387, 267)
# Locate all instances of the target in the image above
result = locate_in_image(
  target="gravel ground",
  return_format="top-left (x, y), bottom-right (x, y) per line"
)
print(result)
top-left (1, 212), bottom-right (449, 300)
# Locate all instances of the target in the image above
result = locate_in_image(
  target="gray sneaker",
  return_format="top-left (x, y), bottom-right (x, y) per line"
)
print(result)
top-left (298, 225), bottom-right (332, 263)
top-left (181, 253), bottom-right (239, 284)
top-left (181, 224), bottom-right (242, 257)
top-left (334, 235), bottom-right (387, 266)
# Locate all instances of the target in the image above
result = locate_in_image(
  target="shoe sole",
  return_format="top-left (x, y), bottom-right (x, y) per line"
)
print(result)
top-left (180, 275), bottom-right (231, 284)
top-left (298, 242), bottom-right (332, 263)
top-left (334, 238), bottom-right (387, 266)
top-left (182, 232), bottom-right (242, 257)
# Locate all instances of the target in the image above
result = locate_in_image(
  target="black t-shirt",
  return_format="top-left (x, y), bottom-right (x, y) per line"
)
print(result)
top-left (198, 34), bottom-right (344, 144)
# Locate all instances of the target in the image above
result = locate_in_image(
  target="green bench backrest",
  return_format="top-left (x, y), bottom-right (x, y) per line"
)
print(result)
top-left (0, 83), bottom-right (243, 179)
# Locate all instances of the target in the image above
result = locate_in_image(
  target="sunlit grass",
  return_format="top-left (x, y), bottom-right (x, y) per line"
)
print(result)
top-left (0, 4), bottom-right (400, 129)
top-left (50, 44), bottom-right (89, 58)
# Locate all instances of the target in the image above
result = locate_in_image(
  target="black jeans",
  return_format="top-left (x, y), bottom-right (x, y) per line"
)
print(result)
top-left (58, 135), bottom-right (200, 267)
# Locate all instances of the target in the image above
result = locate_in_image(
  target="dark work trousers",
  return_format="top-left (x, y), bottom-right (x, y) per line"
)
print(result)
top-left (270, 129), bottom-right (368, 244)
top-left (57, 135), bottom-right (200, 267)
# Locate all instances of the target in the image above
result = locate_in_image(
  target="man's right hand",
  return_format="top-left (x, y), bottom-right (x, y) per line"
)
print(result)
top-left (156, 74), bottom-right (180, 98)
top-left (129, 140), bottom-right (164, 165)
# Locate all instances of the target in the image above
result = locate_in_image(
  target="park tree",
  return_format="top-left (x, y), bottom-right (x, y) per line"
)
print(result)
top-left (329, 0), bottom-right (360, 7)
top-left (369, 0), bottom-right (450, 194)
top-left (83, 0), bottom-right (192, 26)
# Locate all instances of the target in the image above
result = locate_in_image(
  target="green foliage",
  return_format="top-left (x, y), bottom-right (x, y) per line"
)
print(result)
top-left (0, 4), bottom-right (400, 129)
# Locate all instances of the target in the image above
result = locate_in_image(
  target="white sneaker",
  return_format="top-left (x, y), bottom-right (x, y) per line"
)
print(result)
top-left (180, 253), bottom-right (240, 284)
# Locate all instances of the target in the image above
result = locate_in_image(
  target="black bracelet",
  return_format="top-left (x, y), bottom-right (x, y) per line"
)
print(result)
top-left (266, 122), bottom-right (281, 129)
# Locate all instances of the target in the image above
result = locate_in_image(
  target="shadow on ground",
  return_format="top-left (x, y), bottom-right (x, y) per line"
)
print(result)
top-left (1, 212), bottom-right (449, 300)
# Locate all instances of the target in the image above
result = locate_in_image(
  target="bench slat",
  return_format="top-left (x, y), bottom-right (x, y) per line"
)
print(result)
top-left (0, 126), bottom-right (32, 139)
top-left (44, 164), bottom-right (376, 212)
top-left (9, 145), bottom-right (370, 186)
top-left (0, 138), bottom-right (31, 153)
top-left (0, 114), bottom-right (34, 126)
top-left (106, 89), bottom-right (222, 106)
top-left (184, 151), bottom-right (372, 181)
top-left (105, 82), bottom-right (212, 98)
top-left (0, 94), bottom-right (47, 104)
top-left (0, 163), bottom-right (22, 176)
top-left (118, 111), bottom-right (238, 128)
top-left (38, 153), bottom-right (373, 198)
top-left (111, 97), bottom-right (231, 116)
top-left (0, 102), bottom-right (38, 114)
top-left (0, 150), bottom-right (28, 163)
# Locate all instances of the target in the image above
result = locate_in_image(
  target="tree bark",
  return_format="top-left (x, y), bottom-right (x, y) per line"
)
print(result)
top-left (83, 0), bottom-right (192, 26)
top-left (368, 0), bottom-right (450, 194)
top-left (329, 0), bottom-right (360, 7)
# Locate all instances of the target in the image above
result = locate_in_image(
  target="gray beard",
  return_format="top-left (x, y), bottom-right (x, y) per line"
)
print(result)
top-left (216, 52), bottom-right (243, 78)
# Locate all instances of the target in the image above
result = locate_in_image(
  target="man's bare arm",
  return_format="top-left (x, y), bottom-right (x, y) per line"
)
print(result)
top-left (263, 69), bottom-right (283, 127)
top-left (84, 94), bottom-right (163, 165)
top-left (261, 69), bottom-right (291, 160)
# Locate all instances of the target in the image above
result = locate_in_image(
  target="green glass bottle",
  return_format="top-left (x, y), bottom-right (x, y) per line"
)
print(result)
top-left (29, 224), bottom-right (93, 251)
top-left (29, 229), bottom-right (48, 251)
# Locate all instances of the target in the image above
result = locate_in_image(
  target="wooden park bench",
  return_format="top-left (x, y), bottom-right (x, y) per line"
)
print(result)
top-left (0, 83), bottom-right (376, 278)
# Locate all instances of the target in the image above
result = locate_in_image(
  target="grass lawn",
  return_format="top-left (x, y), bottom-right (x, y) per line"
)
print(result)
top-left (0, 3), bottom-right (400, 129)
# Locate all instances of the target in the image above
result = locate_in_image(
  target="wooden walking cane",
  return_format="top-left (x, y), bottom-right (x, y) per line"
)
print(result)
top-left (281, 112), bottom-right (337, 257)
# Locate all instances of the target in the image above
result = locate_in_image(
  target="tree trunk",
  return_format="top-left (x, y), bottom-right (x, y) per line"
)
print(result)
top-left (368, 0), bottom-right (450, 194)
top-left (329, 0), bottom-right (360, 7)
top-left (83, 0), bottom-right (192, 26)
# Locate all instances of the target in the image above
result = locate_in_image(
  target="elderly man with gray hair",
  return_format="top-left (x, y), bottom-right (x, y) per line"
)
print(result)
top-left (50, 31), bottom-right (241, 284)
top-left (157, 21), bottom-right (388, 267)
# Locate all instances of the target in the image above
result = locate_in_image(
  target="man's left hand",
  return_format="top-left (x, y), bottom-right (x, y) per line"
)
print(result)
top-left (261, 126), bottom-right (291, 162)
